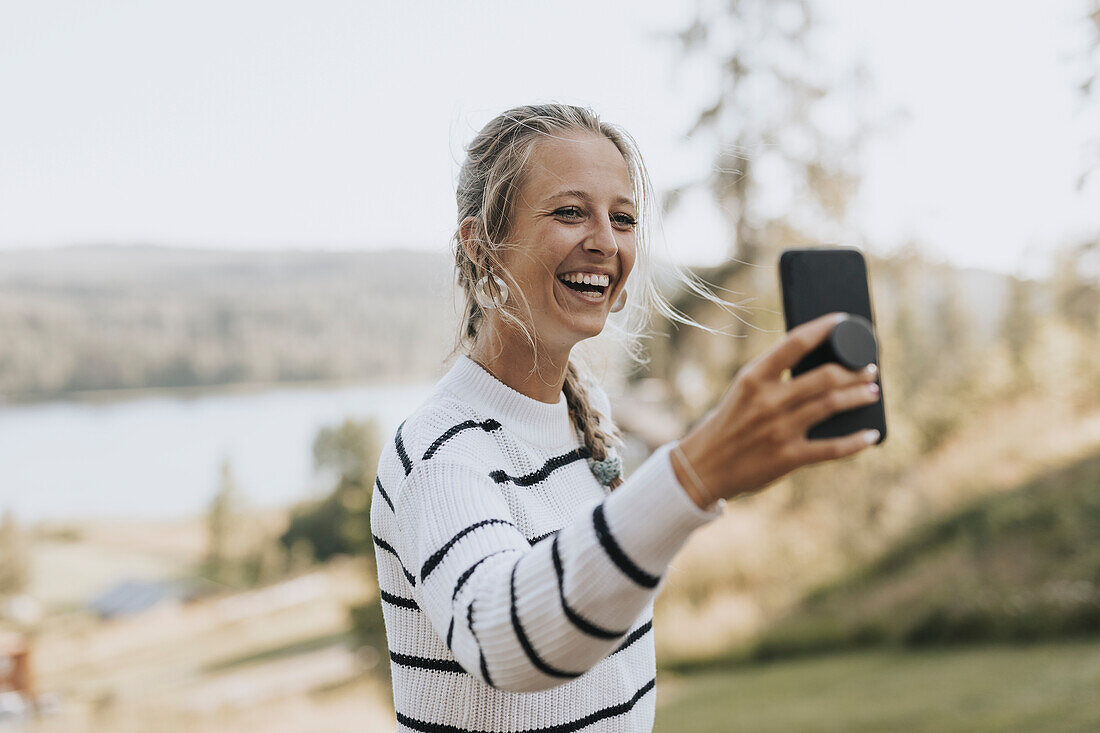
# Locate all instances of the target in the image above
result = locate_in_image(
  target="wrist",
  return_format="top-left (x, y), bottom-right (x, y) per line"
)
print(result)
top-left (670, 441), bottom-right (719, 511)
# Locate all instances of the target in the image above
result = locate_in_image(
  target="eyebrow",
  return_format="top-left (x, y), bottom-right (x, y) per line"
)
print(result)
top-left (546, 189), bottom-right (636, 209)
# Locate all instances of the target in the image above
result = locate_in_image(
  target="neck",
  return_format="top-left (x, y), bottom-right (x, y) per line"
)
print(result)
top-left (470, 328), bottom-right (572, 405)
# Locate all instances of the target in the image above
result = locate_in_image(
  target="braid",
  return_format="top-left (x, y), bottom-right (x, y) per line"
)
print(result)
top-left (562, 361), bottom-right (625, 490)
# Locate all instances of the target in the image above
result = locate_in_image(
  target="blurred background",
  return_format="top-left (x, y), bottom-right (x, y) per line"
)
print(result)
top-left (1, 0), bottom-right (1098, 730)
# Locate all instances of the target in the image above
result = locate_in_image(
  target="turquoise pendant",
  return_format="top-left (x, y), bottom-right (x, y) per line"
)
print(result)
top-left (587, 454), bottom-right (622, 486)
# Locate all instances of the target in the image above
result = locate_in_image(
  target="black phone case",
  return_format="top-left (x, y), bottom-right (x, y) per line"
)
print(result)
top-left (779, 247), bottom-right (887, 444)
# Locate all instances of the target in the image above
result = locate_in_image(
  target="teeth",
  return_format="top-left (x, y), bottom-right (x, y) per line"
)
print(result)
top-left (558, 273), bottom-right (610, 286)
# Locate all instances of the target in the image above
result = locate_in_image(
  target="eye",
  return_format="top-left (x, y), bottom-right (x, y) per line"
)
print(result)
top-left (612, 213), bottom-right (638, 229)
top-left (555, 206), bottom-right (584, 221)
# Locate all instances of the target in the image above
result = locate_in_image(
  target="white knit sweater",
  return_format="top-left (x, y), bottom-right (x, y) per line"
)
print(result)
top-left (371, 355), bottom-right (721, 732)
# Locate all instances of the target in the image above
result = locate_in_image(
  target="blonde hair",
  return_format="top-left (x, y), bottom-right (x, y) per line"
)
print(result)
top-left (451, 103), bottom-right (749, 489)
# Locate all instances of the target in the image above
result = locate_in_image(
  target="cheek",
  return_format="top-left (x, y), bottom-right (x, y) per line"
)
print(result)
top-left (621, 242), bottom-right (638, 281)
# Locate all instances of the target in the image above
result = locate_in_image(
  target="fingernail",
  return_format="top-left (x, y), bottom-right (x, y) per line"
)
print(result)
top-left (863, 429), bottom-right (880, 445)
top-left (863, 363), bottom-right (878, 378)
top-left (834, 313), bottom-right (847, 325)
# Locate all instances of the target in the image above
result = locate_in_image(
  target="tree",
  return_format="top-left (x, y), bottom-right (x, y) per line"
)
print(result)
top-left (1058, 2), bottom-right (1100, 412)
top-left (0, 509), bottom-right (30, 595)
top-left (1076, 0), bottom-right (1100, 191)
top-left (280, 418), bottom-right (382, 563)
top-left (930, 267), bottom-right (977, 386)
top-left (652, 0), bottom-right (882, 410)
top-left (1048, 240), bottom-right (1100, 412)
top-left (888, 260), bottom-right (932, 399)
top-left (202, 458), bottom-right (246, 587)
top-left (1051, 241), bottom-right (1100, 336)
top-left (669, 0), bottom-right (867, 265)
top-left (999, 273), bottom-right (1040, 393)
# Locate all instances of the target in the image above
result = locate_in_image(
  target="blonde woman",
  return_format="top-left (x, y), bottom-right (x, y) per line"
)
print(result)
top-left (370, 104), bottom-right (881, 731)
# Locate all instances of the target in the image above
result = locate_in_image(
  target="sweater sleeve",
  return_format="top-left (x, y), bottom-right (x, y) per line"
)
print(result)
top-left (392, 441), bottom-right (721, 693)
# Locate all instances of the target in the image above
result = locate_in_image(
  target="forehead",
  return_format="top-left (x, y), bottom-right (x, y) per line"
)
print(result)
top-left (522, 133), bottom-right (633, 204)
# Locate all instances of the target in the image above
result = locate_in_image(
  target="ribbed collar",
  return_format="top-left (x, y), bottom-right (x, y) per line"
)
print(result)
top-left (438, 355), bottom-right (575, 450)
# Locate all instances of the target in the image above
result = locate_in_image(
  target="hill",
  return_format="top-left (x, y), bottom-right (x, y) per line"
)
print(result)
top-left (0, 243), bottom-right (1049, 404)
top-left (0, 245), bottom-right (460, 402)
top-left (712, 447), bottom-right (1100, 664)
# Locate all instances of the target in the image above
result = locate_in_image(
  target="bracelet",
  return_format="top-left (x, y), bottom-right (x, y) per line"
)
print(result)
top-left (672, 442), bottom-right (724, 512)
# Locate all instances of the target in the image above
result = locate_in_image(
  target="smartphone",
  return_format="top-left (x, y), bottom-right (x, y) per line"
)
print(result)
top-left (778, 247), bottom-right (886, 444)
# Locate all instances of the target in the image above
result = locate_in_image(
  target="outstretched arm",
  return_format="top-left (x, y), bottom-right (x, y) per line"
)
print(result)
top-left (392, 442), bottom-right (720, 693)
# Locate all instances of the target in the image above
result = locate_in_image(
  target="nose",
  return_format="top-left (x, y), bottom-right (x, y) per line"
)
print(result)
top-left (583, 215), bottom-right (618, 258)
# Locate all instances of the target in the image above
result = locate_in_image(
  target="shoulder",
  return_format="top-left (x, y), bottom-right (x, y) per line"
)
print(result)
top-left (378, 386), bottom-right (504, 480)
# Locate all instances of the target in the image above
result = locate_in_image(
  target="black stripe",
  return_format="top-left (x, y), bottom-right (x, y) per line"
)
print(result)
top-left (373, 533), bottom-right (416, 586)
top-left (467, 599), bottom-right (493, 687)
top-left (452, 549), bottom-right (516, 602)
top-left (423, 418), bottom-right (501, 460)
top-left (509, 563), bottom-right (581, 680)
top-left (379, 589), bottom-right (419, 610)
top-left (551, 534), bottom-right (625, 640)
top-left (446, 616), bottom-right (455, 649)
top-left (395, 677), bottom-right (656, 733)
top-left (592, 504), bottom-right (660, 589)
top-left (421, 519), bottom-right (516, 581)
top-left (395, 420), bottom-right (413, 476)
top-left (490, 448), bottom-right (591, 487)
top-left (529, 529), bottom-right (559, 545)
top-left (446, 545), bottom-right (519, 647)
top-left (389, 651), bottom-right (466, 675)
top-left (375, 476), bottom-right (394, 513)
top-left (611, 619), bottom-right (652, 656)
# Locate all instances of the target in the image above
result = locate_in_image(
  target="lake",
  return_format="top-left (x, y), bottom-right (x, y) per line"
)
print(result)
top-left (0, 380), bottom-right (435, 521)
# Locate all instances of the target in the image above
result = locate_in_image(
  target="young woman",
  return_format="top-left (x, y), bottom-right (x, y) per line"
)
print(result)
top-left (370, 104), bottom-right (881, 731)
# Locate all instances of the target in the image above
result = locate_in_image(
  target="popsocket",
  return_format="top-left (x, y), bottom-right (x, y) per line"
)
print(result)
top-left (828, 314), bottom-right (877, 371)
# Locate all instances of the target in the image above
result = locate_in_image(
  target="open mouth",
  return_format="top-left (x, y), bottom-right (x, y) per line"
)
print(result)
top-left (557, 273), bottom-right (609, 298)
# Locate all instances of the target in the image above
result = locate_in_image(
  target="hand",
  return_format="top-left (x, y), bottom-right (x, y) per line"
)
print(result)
top-left (671, 312), bottom-right (881, 509)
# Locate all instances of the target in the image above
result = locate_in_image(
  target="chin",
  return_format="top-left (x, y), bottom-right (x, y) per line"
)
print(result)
top-left (571, 319), bottom-right (609, 342)
top-left (545, 322), bottom-right (604, 351)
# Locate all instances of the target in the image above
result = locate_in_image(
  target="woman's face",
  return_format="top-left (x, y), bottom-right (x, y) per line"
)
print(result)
top-left (497, 131), bottom-right (637, 352)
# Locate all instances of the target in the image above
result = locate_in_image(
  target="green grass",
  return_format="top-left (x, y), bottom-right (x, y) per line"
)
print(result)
top-left (690, 449), bottom-right (1100, 666)
top-left (655, 640), bottom-right (1100, 733)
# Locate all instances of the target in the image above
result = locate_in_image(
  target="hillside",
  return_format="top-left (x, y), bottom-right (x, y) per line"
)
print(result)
top-left (0, 243), bottom-right (1050, 404)
top-left (0, 245), bottom-right (460, 402)
top-left (723, 447), bottom-right (1100, 663)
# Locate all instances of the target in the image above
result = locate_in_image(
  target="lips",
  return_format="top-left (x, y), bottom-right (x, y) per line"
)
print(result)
top-left (557, 270), bottom-right (613, 296)
top-left (556, 276), bottom-right (608, 305)
top-left (559, 278), bottom-right (607, 297)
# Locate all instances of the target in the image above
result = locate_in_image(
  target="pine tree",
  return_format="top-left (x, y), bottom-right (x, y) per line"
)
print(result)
top-left (653, 0), bottom-right (879, 403)
top-left (280, 418), bottom-right (383, 563)
top-left (0, 509), bottom-right (30, 595)
top-left (203, 458), bottom-right (245, 587)
top-left (1000, 274), bottom-right (1038, 392)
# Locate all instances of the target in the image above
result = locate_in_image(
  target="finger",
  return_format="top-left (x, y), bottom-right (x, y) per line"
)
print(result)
top-left (795, 426), bottom-right (880, 464)
top-left (782, 360), bottom-right (878, 412)
top-left (789, 381), bottom-right (881, 436)
top-left (753, 312), bottom-right (847, 382)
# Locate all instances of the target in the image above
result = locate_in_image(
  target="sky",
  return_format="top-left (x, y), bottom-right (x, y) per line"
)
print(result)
top-left (1, 0), bottom-right (1097, 279)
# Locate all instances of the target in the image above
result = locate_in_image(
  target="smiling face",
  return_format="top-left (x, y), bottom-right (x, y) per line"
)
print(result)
top-left (495, 131), bottom-right (638, 355)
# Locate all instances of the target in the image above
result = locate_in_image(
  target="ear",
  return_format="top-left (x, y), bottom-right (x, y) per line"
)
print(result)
top-left (459, 216), bottom-right (481, 264)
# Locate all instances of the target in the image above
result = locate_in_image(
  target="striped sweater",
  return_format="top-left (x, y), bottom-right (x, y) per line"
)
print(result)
top-left (371, 354), bottom-right (721, 732)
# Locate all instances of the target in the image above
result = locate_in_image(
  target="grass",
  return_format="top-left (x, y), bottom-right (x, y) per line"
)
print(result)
top-left (680, 448), bottom-right (1100, 666)
top-left (655, 639), bottom-right (1100, 733)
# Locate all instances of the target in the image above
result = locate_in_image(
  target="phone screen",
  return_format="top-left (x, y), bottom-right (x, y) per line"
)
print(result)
top-left (779, 247), bottom-right (886, 443)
